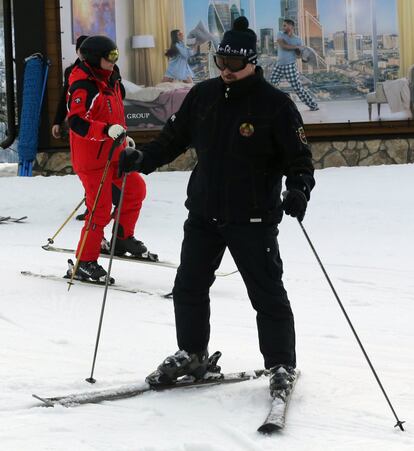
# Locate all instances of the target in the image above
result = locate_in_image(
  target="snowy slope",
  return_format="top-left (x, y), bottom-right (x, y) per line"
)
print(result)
top-left (0, 164), bottom-right (413, 451)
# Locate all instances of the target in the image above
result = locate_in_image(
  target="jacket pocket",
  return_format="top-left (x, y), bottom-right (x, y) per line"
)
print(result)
top-left (250, 172), bottom-right (269, 212)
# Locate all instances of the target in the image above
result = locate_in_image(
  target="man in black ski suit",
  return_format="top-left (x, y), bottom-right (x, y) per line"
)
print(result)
top-left (118, 17), bottom-right (315, 395)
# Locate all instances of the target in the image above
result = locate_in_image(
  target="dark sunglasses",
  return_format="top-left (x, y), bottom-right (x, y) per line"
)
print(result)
top-left (214, 54), bottom-right (248, 72)
top-left (104, 49), bottom-right (119, 64)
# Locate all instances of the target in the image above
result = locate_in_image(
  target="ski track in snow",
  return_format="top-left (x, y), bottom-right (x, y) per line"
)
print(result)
top-left (0, 164), bottom-right (413, 450)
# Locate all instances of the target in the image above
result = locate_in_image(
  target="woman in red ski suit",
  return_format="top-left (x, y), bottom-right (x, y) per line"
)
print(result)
top-left (67, 35), bottom-right (147, 281)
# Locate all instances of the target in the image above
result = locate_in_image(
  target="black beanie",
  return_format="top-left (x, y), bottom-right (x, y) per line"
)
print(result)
top-left (217, 17), bottom-right (257, 64)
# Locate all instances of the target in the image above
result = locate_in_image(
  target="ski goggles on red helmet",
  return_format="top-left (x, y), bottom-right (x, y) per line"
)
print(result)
top-left (104, 48), bottom-right (119, 64)
top-left (214, 54), bottom-right (249, 72)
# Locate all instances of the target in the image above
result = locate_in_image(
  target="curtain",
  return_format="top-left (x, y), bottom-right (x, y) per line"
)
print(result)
top-left (397, 0), bottom-right (414, 77)
top-left (133, 0), bottom-right (184, 86)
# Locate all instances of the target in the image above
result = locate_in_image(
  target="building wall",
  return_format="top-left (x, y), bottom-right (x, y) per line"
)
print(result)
top-left (59, 0), bottom-right (134, 81)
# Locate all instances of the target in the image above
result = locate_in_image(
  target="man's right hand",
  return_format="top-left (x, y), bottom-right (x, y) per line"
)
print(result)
top-left (107, 124), bottom-right (126, 140)
top-left (118, 147), bottom-right (144, 177)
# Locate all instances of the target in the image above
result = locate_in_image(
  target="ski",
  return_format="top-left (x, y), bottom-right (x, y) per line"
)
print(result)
top-left (41, 244), bottom-right (238, 277)
top-left (20, 270), bottom-right (154, 295)
top-left (33, 369), bottom-right (265, 407)
top-left (8, 216), bottom-right (28, 223)
top-left (0, 216), bottom-right (27, 223)
top-left (257, 369), bottom-right (300, 434)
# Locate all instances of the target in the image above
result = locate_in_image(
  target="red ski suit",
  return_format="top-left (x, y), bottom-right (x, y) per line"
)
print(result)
top-left (67, 62), bottom-right (146, 261)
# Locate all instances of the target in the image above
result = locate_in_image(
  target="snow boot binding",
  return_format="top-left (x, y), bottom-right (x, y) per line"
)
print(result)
top-left (99, 237), bottom-right (159, 262)
top-left (268, 364), bottom-right (297, 399)
top-left (146, 350), bottom-right (221, 386)
top-left (65, 258), bottom-right (114, 284)
top-left (114, 236), bottom-right (148, 257)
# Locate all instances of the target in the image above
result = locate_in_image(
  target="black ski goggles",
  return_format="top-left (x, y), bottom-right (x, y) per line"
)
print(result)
top-left (104, 48), bottom-right (119, 64)
top-left (214, 54), bottom-right (249, 72)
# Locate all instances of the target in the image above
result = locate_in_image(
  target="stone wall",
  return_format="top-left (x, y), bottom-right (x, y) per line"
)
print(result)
top-left (33, 152), bottom-right (73, 176)
top-left (311, 138), bottom-right (414, 169)
top-left (32, 149), bottom-right (199, 176)
top-left (34, 137), bottom-right (414, 176)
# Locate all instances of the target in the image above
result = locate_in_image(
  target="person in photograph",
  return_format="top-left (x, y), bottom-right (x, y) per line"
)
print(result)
top-left (270, 19), bottom-right (319, 111)
top-left (67, 36), bottom-right (148, 282)
top-left (118, 17), bottom-right (315, 396)
top-left (162, 29), bottom-right (194, 83)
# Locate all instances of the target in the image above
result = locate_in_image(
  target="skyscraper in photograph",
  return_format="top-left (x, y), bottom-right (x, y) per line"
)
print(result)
top-left (355, 34), bottom-right (363, 53)
top-left (230, 1), bottom-right (241, 27)
top-left (302, 0), bottom-right (324, 59)
top-left (279, 0), bottom-right (298, 30)
top-left (382, 34), bottom-right (398, 50)
top-left (249, 0), bottom-right (257, 32)
top-left (260, 28), bottom-right (275, 55)
top-left (208, 0), bottom-right (231, 43)
top-left (345, 0), bottom-right (357, 61)
top-left (333, 31), bottom-right (347, 56)
top-left (230, 0), bottom-right (241, 12)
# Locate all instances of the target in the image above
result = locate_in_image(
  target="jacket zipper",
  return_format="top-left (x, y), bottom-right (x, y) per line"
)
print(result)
top-left (96, 141), bottom-right (104, 159)
top-left (252, 175), bottom-right (259, 209)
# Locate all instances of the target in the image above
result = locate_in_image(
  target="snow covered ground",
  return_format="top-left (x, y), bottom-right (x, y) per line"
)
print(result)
top-left (0, 163), bottom-right (413, 451)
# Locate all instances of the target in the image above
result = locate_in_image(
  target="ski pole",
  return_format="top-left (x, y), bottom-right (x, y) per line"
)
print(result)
top-left (86, 172), bottom-right (129, 384)
top-left (68, 133), bottom-right (125, 290)
top-left (297, 218), bottom-right (405, 431)
top-left (43, 197), bottom-right (85, 247)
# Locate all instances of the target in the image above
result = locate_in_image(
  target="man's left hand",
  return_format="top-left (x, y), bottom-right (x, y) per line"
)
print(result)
top-left (282, 189), bottom-right (308, 222)
top-left (118, 148), bottom-right (144, 177)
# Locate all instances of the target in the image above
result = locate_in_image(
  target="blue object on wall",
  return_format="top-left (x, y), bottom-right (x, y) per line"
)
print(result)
top-left (18, 53), bottom-right (50, 176)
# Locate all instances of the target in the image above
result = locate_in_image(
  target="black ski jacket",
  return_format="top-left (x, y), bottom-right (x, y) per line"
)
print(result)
top-left (139, 67), bottom-right (315, 224)
top-left (53, 59), bottom-right (81, 126)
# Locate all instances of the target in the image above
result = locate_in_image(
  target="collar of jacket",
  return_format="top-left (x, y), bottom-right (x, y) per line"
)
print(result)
top-left (79, 61), bottom-right (113, 83)
top-left (219, 66), bottom-right (264, 100)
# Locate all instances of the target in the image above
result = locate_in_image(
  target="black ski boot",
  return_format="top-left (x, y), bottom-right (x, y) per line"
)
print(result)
top-left (76, 208), bottom-right (89, 221)
top-left (75, 260), bottom-right (108, 281)
top-left (269, 364), bottom-right (296, 398)
top-left (146, 350), bottom-right (210, 386)
top-left (114, 236), bottom-right (147, 256)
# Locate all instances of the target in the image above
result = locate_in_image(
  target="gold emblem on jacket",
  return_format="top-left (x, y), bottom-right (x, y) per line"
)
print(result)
top-left (239, 123), bottom-right (255, 137)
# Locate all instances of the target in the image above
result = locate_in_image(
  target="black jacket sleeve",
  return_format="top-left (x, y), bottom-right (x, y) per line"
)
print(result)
top-left (273, 99), bottom-right (315, 200)
top-left (53, 64), bottom-right (74, 126)
top-left (138, 86), bottom-right (197, 174)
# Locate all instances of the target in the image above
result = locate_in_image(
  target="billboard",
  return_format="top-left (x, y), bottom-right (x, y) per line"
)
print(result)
top-left (183, 0), bottom-right (401, 121)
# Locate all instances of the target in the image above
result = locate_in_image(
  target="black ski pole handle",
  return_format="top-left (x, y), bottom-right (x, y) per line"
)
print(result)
top-left (107, 132), bottom-right (126, 162)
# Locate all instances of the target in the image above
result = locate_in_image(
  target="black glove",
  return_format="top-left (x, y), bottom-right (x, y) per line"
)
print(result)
top-left (118, 147), bottom-right (144, 177)
top-left (282, 189), bottom-right (308, 222)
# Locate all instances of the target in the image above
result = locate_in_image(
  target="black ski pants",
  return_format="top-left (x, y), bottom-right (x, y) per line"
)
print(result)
top-left (172, 213), bottom-right (296, 369)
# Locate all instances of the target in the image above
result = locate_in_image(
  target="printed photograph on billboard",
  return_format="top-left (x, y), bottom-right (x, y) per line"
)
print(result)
top-left (71, 0), bottom-right (116, 43)
top-left (183, 0), bottom-right (405, 124)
